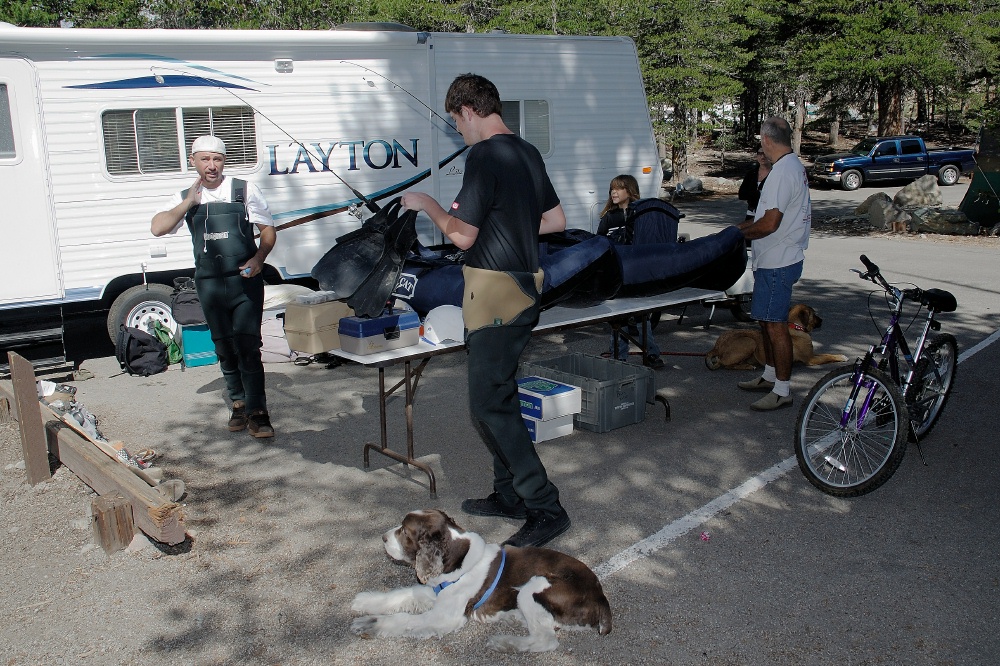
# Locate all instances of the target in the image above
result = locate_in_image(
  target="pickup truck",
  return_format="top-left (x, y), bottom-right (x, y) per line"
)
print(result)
top-left (810, 135), bottom-right (977, 191)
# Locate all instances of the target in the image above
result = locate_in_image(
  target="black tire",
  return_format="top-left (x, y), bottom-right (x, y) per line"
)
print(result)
top-left (905, 333), bottom-right (957, 441)
top-left (106, 283), bottom-right (176, 343)
top-left (841, 169), bottom-right (863, 191)
top-left (795, 366), bottom-right (908, 497)
top-left (937, 165), bottom-right (960, 186)
top-left (729, 293), bottom-right (753, 322)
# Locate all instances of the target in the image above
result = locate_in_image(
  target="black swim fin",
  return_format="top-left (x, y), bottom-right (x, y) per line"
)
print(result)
top-left (347, 203), bottom-right (419, 318)
top-left (311, 198), bottom-right (405, 298)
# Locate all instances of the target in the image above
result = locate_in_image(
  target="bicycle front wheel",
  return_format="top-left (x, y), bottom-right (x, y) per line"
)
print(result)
top-left (906, 333), bottom-right (958, 441)
top-left (795, 366), bottom-right (908, 497)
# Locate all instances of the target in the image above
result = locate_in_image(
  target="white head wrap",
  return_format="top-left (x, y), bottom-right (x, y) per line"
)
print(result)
top-left (190, 135), bottom-right (226, 155)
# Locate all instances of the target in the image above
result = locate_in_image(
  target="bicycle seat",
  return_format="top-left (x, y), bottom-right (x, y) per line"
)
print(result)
top-left (920, 288), bottom-right (957, 313)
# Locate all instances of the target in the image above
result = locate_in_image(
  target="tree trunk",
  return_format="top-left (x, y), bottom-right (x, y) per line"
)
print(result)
top-left (877, 80), bottom-right (904, 135)
top-left (792, 90), bottom-right (805, 154)
top-left (672, 145), bottom-right (688, 182)
top-left (916, 89), bottom-right (927, 123)
top-left (829, 110), bottom-right (841, 147)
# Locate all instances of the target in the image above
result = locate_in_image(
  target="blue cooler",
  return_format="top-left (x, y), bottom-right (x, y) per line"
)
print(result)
top-left (181, 324), bottom-right (218, 367)
top-left (338, 310), bottom-right (420, 355)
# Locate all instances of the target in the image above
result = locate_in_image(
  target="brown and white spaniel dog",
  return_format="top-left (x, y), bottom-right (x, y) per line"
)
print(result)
top-left (350, 509), bottom-right (612, 653)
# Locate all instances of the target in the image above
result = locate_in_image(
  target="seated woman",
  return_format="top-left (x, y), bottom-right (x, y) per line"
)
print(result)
top-left (597, 174), bottom-right (664, 369)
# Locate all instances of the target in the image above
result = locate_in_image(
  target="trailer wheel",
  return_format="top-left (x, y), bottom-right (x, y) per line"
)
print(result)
top-left (841, 170), bottom-right (862, 191)
top-left (937, 165), bottom-right (960, 186)
top-left (107, 283), bottom-right (176, 342)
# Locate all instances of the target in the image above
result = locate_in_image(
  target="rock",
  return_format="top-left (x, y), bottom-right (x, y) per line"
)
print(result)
top-left (893, 175), bottom-right (942, 207)
top-left (676, 176), bottom-right (703, 193)
top-left (908, 208), bottom-right (980, 235)
top-left (125, 533), bottom-right (152, 553)
top-left (869, 198), bottom-right (912, 232)
top-left (855, 192), bottom-right (891, 215)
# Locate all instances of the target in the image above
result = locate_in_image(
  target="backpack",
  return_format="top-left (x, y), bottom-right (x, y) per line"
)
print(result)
top-left (115, 325), bottom-right (169, 376)
top-left (171, 277), bottom-right (206, 325)
top-left (628, 198), bottom-right (682, 245)
top-left (152, 320), bottom-right (183, 365)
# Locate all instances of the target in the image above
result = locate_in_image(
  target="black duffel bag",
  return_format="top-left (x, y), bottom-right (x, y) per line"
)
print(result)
top-left (171, 277), bottom-right (206, 325)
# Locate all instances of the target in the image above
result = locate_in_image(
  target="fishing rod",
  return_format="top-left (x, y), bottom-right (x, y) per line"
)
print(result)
top-left (150, 65), bottom-right (381, 214)
top-left (339, 60), bottom-right (459, 134)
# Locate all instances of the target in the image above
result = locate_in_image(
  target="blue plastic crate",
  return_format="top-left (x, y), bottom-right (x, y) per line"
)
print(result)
top-left (181, 324), bottom-right (217, 367)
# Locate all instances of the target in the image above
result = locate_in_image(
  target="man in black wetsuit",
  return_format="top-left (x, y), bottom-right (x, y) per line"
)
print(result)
top-left (151, 136), bottom-right (277, 438)
top-left (401, 74), bottom-right (571, 548)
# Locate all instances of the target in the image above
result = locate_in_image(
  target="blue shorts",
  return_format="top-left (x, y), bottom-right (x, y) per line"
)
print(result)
top-left (750, 261), bottom-right (802, 322)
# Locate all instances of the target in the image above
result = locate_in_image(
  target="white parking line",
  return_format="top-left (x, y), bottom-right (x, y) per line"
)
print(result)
top-left (596, 328), bottom-right (999, 581)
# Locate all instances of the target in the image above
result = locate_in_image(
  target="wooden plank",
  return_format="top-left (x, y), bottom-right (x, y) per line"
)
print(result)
top-left (91, 491), bottom-right (134, 554)
top-left (7, 352), bottom-right (52, 485)
top-left (0, 379), bottom-right (187, 545)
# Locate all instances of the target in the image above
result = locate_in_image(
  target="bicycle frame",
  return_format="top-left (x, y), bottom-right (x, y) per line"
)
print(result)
top-left (842, 285), bottom-right (940, 430)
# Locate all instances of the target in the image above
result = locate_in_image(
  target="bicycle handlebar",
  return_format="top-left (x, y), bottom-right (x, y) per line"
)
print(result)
top-left (858, 254), bottom-right (900, 297)
top-left (860, 254), bottom-right (878, 275)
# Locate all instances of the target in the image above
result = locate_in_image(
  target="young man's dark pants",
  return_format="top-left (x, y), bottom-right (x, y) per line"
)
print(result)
top-left (466, 312), bottom-right (561, 516)
top-left (196, 273), bottom-right (267, 412)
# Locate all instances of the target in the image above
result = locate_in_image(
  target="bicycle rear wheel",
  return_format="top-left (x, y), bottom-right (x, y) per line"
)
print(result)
top-left (906, 333), bottom-right (958, 441)
top-left (794, 366), bottom-right (908, 497)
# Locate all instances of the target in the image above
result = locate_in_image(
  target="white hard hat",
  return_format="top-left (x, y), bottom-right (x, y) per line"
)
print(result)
top-left (191, 135), bottom-right (226, 155)
top-left (422, 305), bottom-right (464, 345)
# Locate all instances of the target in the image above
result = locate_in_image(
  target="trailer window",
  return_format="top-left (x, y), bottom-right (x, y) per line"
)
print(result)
top-left (0, 85), bottom-right (15, 159)
top-left (501, 99), bottom-right (550, 155)
top-left (182, 107), bottom-right (257, 166)
top-left (102, 105), bottom-right (257, 176)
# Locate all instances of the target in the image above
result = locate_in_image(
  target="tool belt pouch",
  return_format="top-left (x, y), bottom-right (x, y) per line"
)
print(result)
top-left (462, 266), bottom-right (543, 335)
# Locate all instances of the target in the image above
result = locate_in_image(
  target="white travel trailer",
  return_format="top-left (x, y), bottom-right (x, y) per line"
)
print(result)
top-left (0, 23), bottom-right (663, 369)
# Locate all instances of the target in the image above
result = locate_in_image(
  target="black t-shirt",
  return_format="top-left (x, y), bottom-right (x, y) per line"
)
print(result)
top-left (450, 133), bottom-right (560, 272)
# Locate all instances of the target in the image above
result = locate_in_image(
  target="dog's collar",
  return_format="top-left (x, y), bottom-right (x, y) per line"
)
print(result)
top-left (432, 547), bottom-right (507, 611)
top-left (789, 322), bottom-right (806, 332)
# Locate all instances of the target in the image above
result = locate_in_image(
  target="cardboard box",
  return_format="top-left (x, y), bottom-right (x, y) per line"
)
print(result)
top-left (517, 376), bottom-right (582, 421)
top-left (283, 300), bottom-right (354, 354)
top-left (338, 310), bottom-right (420, 356)
top-left (522, 413), bottom-right (574, 443)
top-left (181, 324), bottom-right (217, 367)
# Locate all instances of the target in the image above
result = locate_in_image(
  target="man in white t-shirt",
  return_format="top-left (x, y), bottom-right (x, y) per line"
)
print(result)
top-left (736, 117), bottom-right (812, 411)
top-left (151, 136), bottom-right (277, 437)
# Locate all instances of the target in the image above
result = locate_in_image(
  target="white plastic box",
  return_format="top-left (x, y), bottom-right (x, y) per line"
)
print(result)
top-left (518, 376), bottom-right (582, 443)
top-left (517, 376), bottom-right (582, 421)
top-left (523, 413), bottom-right (575, 444)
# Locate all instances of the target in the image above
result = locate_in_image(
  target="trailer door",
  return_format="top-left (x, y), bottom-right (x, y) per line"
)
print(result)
top-left (0, 58), bottom-right (61, 304)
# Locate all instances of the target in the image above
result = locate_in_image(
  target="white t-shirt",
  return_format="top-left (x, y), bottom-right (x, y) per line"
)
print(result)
top-left (158, 175), bottom-right (274, 234)
top-left (751, 153), bottom-right (811, 270)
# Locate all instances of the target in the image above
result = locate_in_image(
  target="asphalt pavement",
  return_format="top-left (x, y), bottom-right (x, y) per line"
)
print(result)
top-left (52, 176), bottom-right (999, 664)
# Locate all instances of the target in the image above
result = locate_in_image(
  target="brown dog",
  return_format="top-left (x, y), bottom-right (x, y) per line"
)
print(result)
top-left (705, 304), bottom-right (848, 370)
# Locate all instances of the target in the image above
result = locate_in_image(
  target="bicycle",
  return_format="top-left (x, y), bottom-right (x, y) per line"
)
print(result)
top-left (794, 255), bottom-right (958, 497)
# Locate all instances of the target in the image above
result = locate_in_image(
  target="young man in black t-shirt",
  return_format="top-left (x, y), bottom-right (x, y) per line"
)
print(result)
top-left (401, 74), bottom-right (571, 548)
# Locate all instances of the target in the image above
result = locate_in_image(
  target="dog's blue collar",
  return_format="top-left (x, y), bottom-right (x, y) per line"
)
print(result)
top-left (432, 547), bottom-right (507, 611)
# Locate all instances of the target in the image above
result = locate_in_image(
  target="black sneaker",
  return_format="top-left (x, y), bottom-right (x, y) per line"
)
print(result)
top-left (503, 508), bottom-right (571, 548)
top-left (646, 354), bottom-right (665, 370)
top-left (461, 493), bottom-right (527, 519)
top-left (247, 410), bottom-right (274, 439)
top-left (228, 401), bottom-right (248, 432)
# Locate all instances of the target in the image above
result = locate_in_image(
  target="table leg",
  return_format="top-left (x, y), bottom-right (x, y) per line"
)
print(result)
top-left (362, 358), bottom-right (438, 497)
